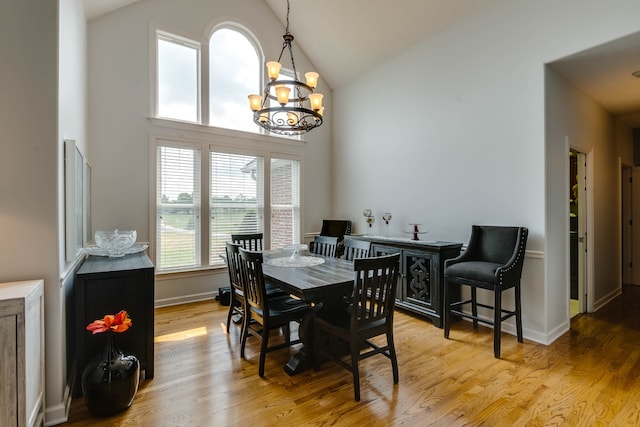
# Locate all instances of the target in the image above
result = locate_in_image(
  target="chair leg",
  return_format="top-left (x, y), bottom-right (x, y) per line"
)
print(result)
top-left (240, 304), bottom-right (249, 346)
top-left (515, 282), bottom-right (523, 343)
top-left (240, 323), bottom-right (248, 359)
top-left (387, 330), bottom-right (399, 384)
top-left (259, 328), bottom-right (269, 377)
top-left (471, 287), bottom-right (478, 328)
top-left (241, 305), bottom-right (252, 358)
top-left (351, 341), bottom-right (361, 401)
top-left (443, 279), bottom-right (451, 339)
top-left (494, 286), bottom-right (502, 358)
top-left (226, 294), bottom-right (235, 334)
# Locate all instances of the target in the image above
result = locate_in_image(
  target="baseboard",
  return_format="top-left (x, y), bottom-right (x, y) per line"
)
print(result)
top-left (542, 319), bottom-right (571, 345)
top-left (44, 383), bottom-right (72, 426)
top-left (594, 287), bottom-right (621, 312)
top-left (154, 291), bottom-right (216, 308)
top-left (454, 312), bottom-right (565, 346)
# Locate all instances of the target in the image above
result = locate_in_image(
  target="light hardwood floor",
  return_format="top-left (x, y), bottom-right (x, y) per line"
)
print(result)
top-left (62, 285), bottom-right (640, 426)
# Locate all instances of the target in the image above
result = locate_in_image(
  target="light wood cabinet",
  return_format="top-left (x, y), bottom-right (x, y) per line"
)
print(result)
top-left (0, 280), bottom-right (45, 427)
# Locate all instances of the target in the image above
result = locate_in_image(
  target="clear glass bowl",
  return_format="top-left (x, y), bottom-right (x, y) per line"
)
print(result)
top-left (94, 230), bottom-right (137, 256)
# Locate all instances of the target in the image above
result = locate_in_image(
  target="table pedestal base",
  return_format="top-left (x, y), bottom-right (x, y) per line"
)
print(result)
top-left (283, 302), bottom-right (348, 376)
top-left (284, 347), bottom-right (312, 375)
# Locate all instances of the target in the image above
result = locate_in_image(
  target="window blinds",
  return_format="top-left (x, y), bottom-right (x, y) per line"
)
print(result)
top-left (156, 143), bottom-right (201, 271)
top-left (209, 152), bottom-right (264, 266)
top-left (271, 158), bottom-right (300, 249)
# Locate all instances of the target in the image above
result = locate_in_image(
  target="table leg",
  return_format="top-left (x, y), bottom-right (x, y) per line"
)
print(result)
top-left (284, 297), bottom-right (348, 376)
top-left (284, 309), bottom-right (315, 375)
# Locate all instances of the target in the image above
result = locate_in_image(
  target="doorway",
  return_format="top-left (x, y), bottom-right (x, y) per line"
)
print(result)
top-left (569, 150), bottom-right (587, 317)
top-left (622, 165), bottom-right (633, 285)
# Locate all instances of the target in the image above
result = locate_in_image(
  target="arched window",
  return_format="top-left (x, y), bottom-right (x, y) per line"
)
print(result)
top-left (209, 27), bottom-right (261, 133)
top-left (152, 25), bottom-right (303, 274)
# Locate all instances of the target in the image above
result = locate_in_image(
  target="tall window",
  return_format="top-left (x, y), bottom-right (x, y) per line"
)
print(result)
top-left (156, 142), bottom-right (202, 271)
top-left (157, 34), bottom-right (200, 122)
top-left (209, 152), bottom-right (264, 266)
top-left (209, 28), bottom-right (260, 132)
top-left (153, 25), bottom-right (304, 274)
top-left (155, 138), bottom-right (301, 273)
top-left (271, 158), bottom-right (300, 249)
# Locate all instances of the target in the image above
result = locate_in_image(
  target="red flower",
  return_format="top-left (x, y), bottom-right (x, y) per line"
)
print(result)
top-left (86, 310), bottom-right (133, 334)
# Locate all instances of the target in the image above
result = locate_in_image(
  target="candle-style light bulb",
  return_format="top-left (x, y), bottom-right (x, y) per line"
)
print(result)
top-left (309, 93), bottom-right (323, 110)
top-left (275, 85), bottom-right (290, 105)
top-left (305, 72), bottom-right (319, 88)
top-left (266, 61), bottom-right (281, 80)
top-left (248, 94), bottom-right (262, 111)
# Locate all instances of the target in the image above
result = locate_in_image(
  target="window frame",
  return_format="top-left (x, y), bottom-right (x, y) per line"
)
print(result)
top-left (152, 23), bottom-right (309, 140)
top-left (149, 23), bottom-right (308, 275)
top-left (154, 30), bottom-right (202, 124)
top-left (208, 23), bottom-right (264, 133)
top-left (149, 124), bottom-right (305, 275)
top-left (155, 140), bottom-right (203, 272)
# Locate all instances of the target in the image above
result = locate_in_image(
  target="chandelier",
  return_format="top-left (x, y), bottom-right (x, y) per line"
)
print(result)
top-left (248, 0), bottom-right (324, 136)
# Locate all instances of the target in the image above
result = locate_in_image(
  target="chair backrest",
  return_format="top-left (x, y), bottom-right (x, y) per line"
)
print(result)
top-left (344, 238), bottom-right (371, 261)
top-left (225, 242), bottom-right (244, 293)
top-left (351, 253), bottom-right (401, 328)
top-left (312, 235), bottom-right (339, 257)
top-left (467, 225), bottom-right (528, 266)
top-left (238, 247), bottom-right (267, 319)
top-left (232, 233), bottom-right (263, 251)
top-left (320, 220), bottom-right (352, 239)
top-left (321, 220), bottom-right (351, 257)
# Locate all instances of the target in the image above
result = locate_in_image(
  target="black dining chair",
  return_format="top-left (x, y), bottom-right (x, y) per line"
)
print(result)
top-left (224, 242), bottom-right (287, 340)
top-left (224, 242), bottom-right (248, 341)
top-left (314, 253), bottom-right (401, 401)
top-left (311, 235), bottom-right (339, 257)
top-left (443, 225), bottom-right (528, 358)
top-left (343, 238), bottom-right (371, 261)
top-left (319, 220), bottom-right (352, 257)
top-left (231, 232), bottom-right (264, 251)
top-left (238, 248), bottom-right (312, 377)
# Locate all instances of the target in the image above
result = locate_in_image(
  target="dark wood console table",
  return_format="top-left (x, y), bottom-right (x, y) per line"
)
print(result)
top-left (351, 236), bottom-right (462, 327)
top-left (74, 251), bottom-right (155, 395)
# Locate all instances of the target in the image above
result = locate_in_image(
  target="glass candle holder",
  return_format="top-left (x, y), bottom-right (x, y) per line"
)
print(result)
top-left (366, 215), bottom-right (375, 236)
top-left (382, 212), bottom-right (392, 237)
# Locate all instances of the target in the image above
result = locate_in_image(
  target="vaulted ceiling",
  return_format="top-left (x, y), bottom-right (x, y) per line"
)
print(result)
top-left (84, 0), bottom-right (640, 125)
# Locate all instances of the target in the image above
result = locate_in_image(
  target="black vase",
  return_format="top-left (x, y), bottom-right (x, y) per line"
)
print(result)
top-left (81, 333), bottom-right (140, 417)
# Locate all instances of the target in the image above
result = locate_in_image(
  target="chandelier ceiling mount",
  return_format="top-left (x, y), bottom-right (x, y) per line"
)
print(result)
top-left (248, 0), bottom-right (324, 136)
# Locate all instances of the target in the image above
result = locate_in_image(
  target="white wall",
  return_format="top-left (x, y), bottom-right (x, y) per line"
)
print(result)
top-left (0, 0), bottom-right (85, 424)
top-left (56, 1), bottom-right (89, 424)
top-left (332, 0), bottom-right (640, 344)
top-left (87, 0), bottom-right (333, 304)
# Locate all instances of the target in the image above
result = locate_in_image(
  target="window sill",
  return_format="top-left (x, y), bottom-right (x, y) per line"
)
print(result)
top-left (155, 265), bottom-right (226, 281)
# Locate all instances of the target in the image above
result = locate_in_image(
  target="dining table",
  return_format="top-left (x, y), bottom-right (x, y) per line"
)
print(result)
top-left (262, 249), bottom-right (356, 375)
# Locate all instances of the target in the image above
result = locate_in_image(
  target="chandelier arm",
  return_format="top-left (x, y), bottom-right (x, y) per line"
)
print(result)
top-left (286, 42), bottom-right (299, 81)
top-left (276, 43), bottom-right (287, 64)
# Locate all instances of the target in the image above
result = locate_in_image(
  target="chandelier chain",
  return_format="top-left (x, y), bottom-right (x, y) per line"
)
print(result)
top-left (276, 0), bottom-right (298, 78)
top-left (247, 0), bottom-right (323, 136)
